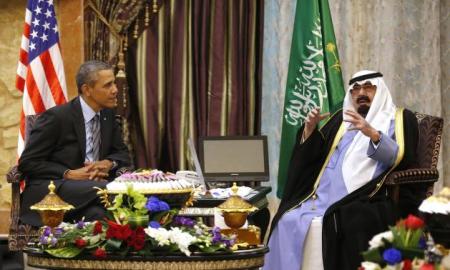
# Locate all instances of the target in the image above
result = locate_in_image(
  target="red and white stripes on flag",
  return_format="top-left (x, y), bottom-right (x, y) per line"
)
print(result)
top-left (16, 0), bottom-right (68, 156)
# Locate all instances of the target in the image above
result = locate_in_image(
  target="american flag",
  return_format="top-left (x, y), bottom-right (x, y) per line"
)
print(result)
top-left (16, 0), bottom-right (68, 156)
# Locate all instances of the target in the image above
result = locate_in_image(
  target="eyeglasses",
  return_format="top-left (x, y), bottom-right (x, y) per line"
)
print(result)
top-left (350, 83), bottom-right (376, 92)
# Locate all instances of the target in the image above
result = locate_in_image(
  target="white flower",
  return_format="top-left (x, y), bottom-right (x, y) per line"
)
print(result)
top-left (168, 227), bottom-right (197, 256)
top-left (194, 225), bottom-right (203, 235)
top-left (60, 222), bottom-right (75, 231)
top-left (361, 261), bottom-right (382, 270)
top-left (383, 265), bottom-right (398, 270)
top-left (368, 231), bottom-right (394, 249)
top-left (144, 227), bottom-right (171, 246)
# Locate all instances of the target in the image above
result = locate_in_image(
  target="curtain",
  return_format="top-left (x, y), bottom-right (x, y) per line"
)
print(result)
top-left (126, 0), bottom-right (264, 172)
top-left (84, 0), bottom-right (145, 62)
top-left (262, 0), bottom-right (450, 200)
top-left (84, 0), bottom-right (165, 166)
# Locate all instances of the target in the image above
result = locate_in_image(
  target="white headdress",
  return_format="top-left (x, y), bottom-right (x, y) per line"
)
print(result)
top-left (341, 70), bottom-right (396, 193)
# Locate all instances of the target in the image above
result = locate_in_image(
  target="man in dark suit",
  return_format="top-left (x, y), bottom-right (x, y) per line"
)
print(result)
top-left (19, 60), bottom-right (131, 227)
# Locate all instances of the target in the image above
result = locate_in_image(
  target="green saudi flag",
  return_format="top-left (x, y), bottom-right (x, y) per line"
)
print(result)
top-left (277, 0), bottom-right (345, 198)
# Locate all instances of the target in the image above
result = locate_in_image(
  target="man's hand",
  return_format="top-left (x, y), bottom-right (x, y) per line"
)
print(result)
top-left (302, 108), bottom-right (330, 142)
top-left (85, 160), bottom-right (114, 174)
top-left (63, 164), bottom-right (109, 182)
top-left (344, 110), bottom-right (380, 142)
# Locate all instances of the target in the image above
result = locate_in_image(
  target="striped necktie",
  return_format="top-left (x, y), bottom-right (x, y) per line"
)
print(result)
top-left (88, 114), bottom-right (101, 161)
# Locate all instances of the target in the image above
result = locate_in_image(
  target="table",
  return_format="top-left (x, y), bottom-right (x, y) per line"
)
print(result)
top-left (24, 246), bottom-right (268, 270)
top-left (179, 186), bottom-right (272, 238)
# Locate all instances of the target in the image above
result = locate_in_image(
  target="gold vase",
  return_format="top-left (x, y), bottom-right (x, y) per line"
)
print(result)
top-left (30, 181), bottom-right (74, 228)
top-left (217, 183), bottom-right (258, 230)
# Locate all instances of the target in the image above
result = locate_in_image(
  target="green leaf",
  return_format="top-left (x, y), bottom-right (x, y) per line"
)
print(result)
top-left (361, 248), bottom-right (383, 264)
top-left (127, 187), bottom-right (147, 211)
top-left (198, 245), bottom-right (225, 253)
top-left (397, 247), bottom-right (424, 260)
top-left (118, 246), bottom-right (130, 257)
top-left (408, 229), bottom-right (423, 249)
top-left (128, 214), bottom-right (149, 229)
top-left (105, 238), bottom-right (123, 250)
top-left (168, 244), bottom-right (180, 252)
top-left (45, 246), bottom-right (83, 258)
top-left (86, 234), bottom-right (102, 248)
top-left (85, 241), bottom-right (102, 250)
top-left (109, 194), bottom-right (124, 211)
top-left (137, 248), bottom-right (152, 256)
top-left (104, 211), bottom-right (115, 221)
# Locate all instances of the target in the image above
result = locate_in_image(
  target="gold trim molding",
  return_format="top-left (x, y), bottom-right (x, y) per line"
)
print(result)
top-left (27, 256), bottom-right (265, 270)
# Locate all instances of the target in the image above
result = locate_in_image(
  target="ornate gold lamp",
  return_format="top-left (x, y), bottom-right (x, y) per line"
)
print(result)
top-left (30, 181), bottom-right (74, 227)
top-left (217, 183), bottom-right (260, 245)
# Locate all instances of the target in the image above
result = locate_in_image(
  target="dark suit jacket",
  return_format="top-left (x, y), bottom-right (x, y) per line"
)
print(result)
top-left (18, 97), bottom-right (131, 226)
top-left (18, 97), bottom-right (130, 181)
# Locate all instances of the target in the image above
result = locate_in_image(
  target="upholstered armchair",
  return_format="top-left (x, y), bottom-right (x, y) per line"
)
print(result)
top-left (385, 112), bottom-right (444, 203)
top-left (6, 115), bottom-right (133, 251)
top-left (301, 112), bottom-right (443, 270)
top-left (7, 115), bottom-right (40, 251)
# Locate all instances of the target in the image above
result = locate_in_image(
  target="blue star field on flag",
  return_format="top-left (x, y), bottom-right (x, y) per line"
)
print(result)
top-left (28, 0), bottom-right (59, 61)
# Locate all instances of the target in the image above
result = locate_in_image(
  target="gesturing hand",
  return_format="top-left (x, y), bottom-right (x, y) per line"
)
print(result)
top-left (302, 108), bottom-right (330, 142)
top-left (343, 110), bottom-right (380, 142)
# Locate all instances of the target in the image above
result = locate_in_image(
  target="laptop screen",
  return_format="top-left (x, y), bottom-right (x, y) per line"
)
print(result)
top-left (199, 136), bottom-right (269, 182)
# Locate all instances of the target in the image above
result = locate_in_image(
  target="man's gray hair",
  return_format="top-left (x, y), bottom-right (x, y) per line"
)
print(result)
top-left (76, 60), bottom-right (113, 94)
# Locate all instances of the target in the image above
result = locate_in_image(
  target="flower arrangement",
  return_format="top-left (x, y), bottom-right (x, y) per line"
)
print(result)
top-left (35, 187), bottom-right (235, 259)
top-left (359, 214), bottom-right (448, 270)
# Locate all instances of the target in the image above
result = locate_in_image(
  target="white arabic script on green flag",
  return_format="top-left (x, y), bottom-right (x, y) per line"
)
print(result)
top-left (277, 0), bottom-right (345, 198)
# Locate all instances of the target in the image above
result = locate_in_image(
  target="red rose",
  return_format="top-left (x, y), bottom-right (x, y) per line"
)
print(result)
top-left (126, 227), bottom-right (146, 251)
top-left (117, 224), bottom-right (132, 240)
top-left (127, 230), bottom-right (135, 247)
top-left (402, 259), bottom-right (412, 270)
top-left (127, 238), bottom-right (135, 247)
top-left (93, 247), bottom-right (107, 259)
top-left (93, 221), bottom-right (103, 235)
top-left (420, 263), bottom-right (435, 270)
top-left (106, 228), bottom-right (114, 239)
top-left (105, 221), bottom-right (132, 240)
top-left (75, 238), bottom-right (87, 248)
top-left (106, 220), bottom-right (120, 239)
top-left (135, 227), bottom-right (145, 238)
top-left (133, 238), bottom-right (145, 251)
top-left (404, 214), bottom-right (425, 230)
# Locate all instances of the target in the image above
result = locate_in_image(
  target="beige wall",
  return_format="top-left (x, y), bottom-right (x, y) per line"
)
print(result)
top-left (0, 0), bottom-right (83, 234)
top-left (0, 1), bottom-right (27, 233)
top-left (57, 0), bottom-right (84, 98)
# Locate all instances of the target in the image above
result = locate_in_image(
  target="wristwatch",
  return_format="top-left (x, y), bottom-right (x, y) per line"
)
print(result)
top-left (109, 160), bottom-right (118, 170)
